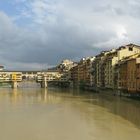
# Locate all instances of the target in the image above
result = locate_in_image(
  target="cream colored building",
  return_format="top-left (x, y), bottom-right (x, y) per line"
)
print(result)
top-left (57, 59), bottom-right (76, 72)
top-left (104, 44), bottom-right (140, 89)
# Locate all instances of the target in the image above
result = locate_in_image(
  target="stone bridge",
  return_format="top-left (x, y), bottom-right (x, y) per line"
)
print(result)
top-left (0, 70), bottom-right (70, 88)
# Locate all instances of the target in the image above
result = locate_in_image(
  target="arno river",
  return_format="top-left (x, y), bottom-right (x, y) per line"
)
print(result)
top-left (0, 84), bottom-right (140, 140)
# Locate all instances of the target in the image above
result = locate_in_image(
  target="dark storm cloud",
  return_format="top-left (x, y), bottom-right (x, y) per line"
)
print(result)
top-left (0, 0), bottom-right (140, 69)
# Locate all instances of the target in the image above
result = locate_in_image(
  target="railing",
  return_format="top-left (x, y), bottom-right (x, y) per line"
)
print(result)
top-left (36, 74), bottom-right (69, 83)
top-left (0, 72), bottom-right (69, 83)
top-left (0, 72), bottom-right (22, 83)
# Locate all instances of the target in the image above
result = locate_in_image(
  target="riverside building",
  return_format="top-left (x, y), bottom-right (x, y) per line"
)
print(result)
top-left (70, 65), bottom-right (78, 86)
top-left (103, 44), bottom-right (140, 89)
top-left (91, 51), bottom-right (110, 88)
top-left (78, 57), bottom-right (95, 87)
top-left (116, 54), bottom-right (140, 94)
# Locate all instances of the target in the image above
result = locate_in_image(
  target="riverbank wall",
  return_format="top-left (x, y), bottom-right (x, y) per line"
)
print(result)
top-left (77, 85), bottom-right (140, 98)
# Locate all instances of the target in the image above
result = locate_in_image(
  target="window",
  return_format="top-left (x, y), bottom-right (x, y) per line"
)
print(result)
top-left (129, 47), bottom-right (133, 51)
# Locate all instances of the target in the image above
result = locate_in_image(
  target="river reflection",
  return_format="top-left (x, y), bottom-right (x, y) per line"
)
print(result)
top-left (0, 87), bottom-right (140, 140)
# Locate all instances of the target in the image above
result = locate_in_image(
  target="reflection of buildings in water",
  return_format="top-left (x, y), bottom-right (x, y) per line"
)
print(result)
top-left (38, 89), bottom-right (63, 104)
top-left (93, 96), bottom-right (140, 129)
top-left (10, 89), bottom-right (21, 104)
top-left (18, 81), bottom-right (40, 88)
top-left (1, 87), bottom-right (140, 131)
top-left (38, 89), bottom-right (48, 102)
top-left (44, 89), bottom-right (47, 101)
top-left (68, 94), bottom-right (140, 129)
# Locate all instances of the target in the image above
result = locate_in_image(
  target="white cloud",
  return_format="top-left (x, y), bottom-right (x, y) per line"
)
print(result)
top-left (1, 0), bottom-right (140, 69)
top-left (116, 25), bottom-right (128, 39)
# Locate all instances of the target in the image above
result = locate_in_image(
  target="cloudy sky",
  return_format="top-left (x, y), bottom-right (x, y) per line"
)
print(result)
top-left (0, 0), bottom-right (140, 70)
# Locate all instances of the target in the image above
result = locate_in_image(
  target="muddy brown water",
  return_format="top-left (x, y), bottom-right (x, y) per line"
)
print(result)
top-left (0, 86), bottom-right (140, 140)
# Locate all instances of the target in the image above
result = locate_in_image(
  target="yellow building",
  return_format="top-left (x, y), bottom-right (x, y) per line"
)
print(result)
top-left (104, 44), bottom-right (140, 89)
top-left (116, 53), bottom-right (140, 94)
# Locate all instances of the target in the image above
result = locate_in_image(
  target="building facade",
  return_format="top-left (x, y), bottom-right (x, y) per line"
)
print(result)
top-left (104, 44), bottom-right (140, 89)
top-left (92, 51), bottom-right (113, 88)
top-left (70, 65), bottom-right (78, 86)
top-left (116, 54), bottom-right (140, 93)
top-left (136, 57), bottom-right (140, 92)
top-left (77, 57), bottom-right (95, 87)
